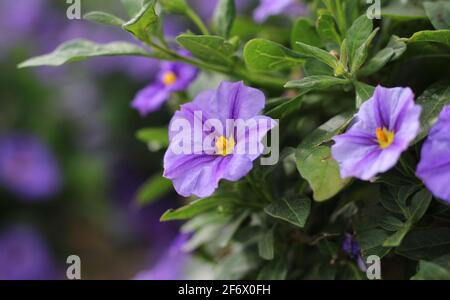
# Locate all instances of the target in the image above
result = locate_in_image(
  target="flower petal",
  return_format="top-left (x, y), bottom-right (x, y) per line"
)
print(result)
top-left (131, 83), bottom-right (170, 115)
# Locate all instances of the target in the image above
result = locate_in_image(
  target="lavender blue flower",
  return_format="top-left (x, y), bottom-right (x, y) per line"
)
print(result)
top-left (0, 225), bottom-right (57, 280)
top-left (417, 106), bottom-right (450, 203)
top-left (163, 81), bottom-right (277, 198)
top-left (134, 234), bottom-right (190, 280)
top-left (332, 86), bottom-right (422, 181)
top-left (253, 0), bottom-right (307, 23)
top-left (0, 134), bottom-right (61, 200)
top-left (342, 233), bottom-right (367, 272)
top-left (132, 56), bottom-right (198, 115)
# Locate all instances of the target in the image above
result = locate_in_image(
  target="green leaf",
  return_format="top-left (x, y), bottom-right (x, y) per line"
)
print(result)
top-left (357, 228), bottom-right (392, 259)
top-left (291, 18), bottom-right (322, 50)
top-left (316, 14), bottom-right (341, 49)
top-left (265, 94), bottom-right (304, 119)
top-left (136, 173), bottom-right (172, 205)
top-left (84, 11), bottom-right (125, 27)
top-left (351, 28), bottom-right (379, 72)
top-left (218, 211), bottom-right (249, 247)
top-left (160, 194), bottom-right (235, 221)
top-left (295, 42), bottom-right (338, 69)
top-left (408, 189), bottom-right (433, 224)
top-left (411, 260), bottom-right (450, 280)
top-left (136, 127), bottom-right (169, 151)
top-left (212, 0), bottom-right (236, 38)
top-left (415, 81), bottom-right (450, 142)
top-left (408, 30), bottom-right (450, 47)
top-left (285, 75), bottom-right (350, 90)
top-left (295, 112), bottom-right (354, 201)
top-left (354, 81), bottom-right (375, 108)
top-left (159, 0), bottom-right (188, 14)
top-left (303, 59), bottom-right (333, 76)
top-left (244, 39), bottom-right (304, 71)
top-left (346, 15), bottom-right (373, 69)
top-left (121, 0), bottom-right (144, 18)
top-left (264, 196), bottom-right (311, 228)
top-left (122, 1), bottom-right (158, 42)
top-left (424, 1), bottom-right (450, 30)
top-left (397, 227), bottom-right (450, 261)
top-left (258, 227), bottom-right (275, 260)
top-left (177, 34), bottom-right (235, 66)
top-left (257, 257), bottom-right (288, 280)
top-left (18, 39), bottom-right (151, 68)
top-left (383, 222), bottom-right (412, 247)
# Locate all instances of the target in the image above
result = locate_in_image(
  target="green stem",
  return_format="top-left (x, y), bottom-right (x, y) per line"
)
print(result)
top-left (185, 8), bottom-right (210, 35)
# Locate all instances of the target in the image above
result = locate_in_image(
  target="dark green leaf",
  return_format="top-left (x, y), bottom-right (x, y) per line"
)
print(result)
top-left (316, 14), bottom-right (341, 49)
top-left (408, 30), bottom-right (450, 47)
top-left (346, 15), bottom-right (373, 69)
top-left (218, 211), bottom-right (249, 247)
top-left (257, 256), bottom-right (288, 280)
top-left (295, 42), bottom-right (338, 69)
top-left (265, 196), bottom-right (311, 228)
top-left (18, 39), bottom-right (151, 68)
top-left (291, 18), bottom-right (322, 50)
top-left (412, 260), bottom-right (450, 280)
top-left (258, 227), bottom-right (275, 260)
top-left (397, 227), bottom-right (450, 261)
top-left (177, 34), bottom-right (235, 66)
top-left (351, 28), bottom-right (379, 72)
top-left (213, 0), bottom-right (236, 38)
top-left (244, 39), bottom-right (304, 71)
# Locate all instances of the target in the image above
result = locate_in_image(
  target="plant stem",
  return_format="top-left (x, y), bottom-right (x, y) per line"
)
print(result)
top-left (185, 8), bottom-right (210, 35)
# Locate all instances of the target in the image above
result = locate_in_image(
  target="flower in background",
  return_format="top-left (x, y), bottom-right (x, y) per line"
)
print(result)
top-left (0, 133), bottom-right (61, 200)
top-left (332, 86), bottom-right (421, 180)
top-left (134, 234), bottom-right (190, 280)
top-left (163, 81), bottom-right (277, 197)
top-left (342, 233), bottom-right (367, 272)
top-left (0, 225), bottom-right (57, 280)
top-left (253, 0), bottom-right (307, 23)
top-left (417, 106), bottom-right (450, 203)
top-left (132, 53), bottom-right (198, 116)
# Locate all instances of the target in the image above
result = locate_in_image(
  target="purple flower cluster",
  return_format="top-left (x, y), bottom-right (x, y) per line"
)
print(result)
top-left (332, 86), bottom-right (450, 204)
top-left (163, 81), bottom-right (276, 198)
top-left (342, 233), bottom-right (366, 272)
top-left (132, 54), bottom-right (198, 116)
top-left (0, 134), bottom-right (61, 200)
top-left (253, 0), bottom-right (307, 23)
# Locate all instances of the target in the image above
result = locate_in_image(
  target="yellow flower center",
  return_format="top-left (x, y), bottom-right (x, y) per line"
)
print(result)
top-left (215, 136), bottom-right (235, 156)
top-left (376, 127), bottom-right (395, 149)
top-left (162, 71), bottom-right (177, 86)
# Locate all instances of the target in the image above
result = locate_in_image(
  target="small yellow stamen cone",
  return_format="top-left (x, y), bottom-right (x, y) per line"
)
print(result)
top-left (215, 136), bottom-right (236, 156)
top-left (376, 127), bottom-right (395, 149)
top-left (162, 71), bottom-right (177, 86)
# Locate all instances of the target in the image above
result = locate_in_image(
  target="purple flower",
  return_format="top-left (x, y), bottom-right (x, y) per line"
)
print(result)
top-left (134, 234), bottom-right (190, 280)
top-left (163, 81), bottom-right (277, 198)
top-left (0, 225), bottom-right (57, 280)
top-left (253, 0), bottom-right (307, 23)
top-left (332, 86), bottom-right (421, 180)
top-left (132, 56), bottom-right (198, 116)
top-left (342, 233), bottom-right (367, 272)
top-left (0, 133), bottom-right (62, 200)
top-left (417, 106), bottom-right (450, 203)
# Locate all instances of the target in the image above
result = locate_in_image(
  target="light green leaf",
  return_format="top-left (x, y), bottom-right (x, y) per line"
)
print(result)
top-left (346, 15), bottom-right (373, 69)
top-left (136, 127), bottom-right (169, 151)
top-left (136, 173), bottom-right (172, 205)
top-left (412, 260), bottom-right (450, 280)
top-left (285, 75), bottom-right (350, 90)
top-left (383, 222), bottom-right (411, 247)
top-left (218, 211), bottom-right (249, 247)
top-left (291, 18), bottom-right (322, 50)
top-left (84, 11), bottom-right (125, 27)
top-left (408, 30), bottom-right (450, 47)
top-left (265, 196), bottom-right (311, 228)
top-left (121, 0), bottom-right (144, 18)
top-left (351, 28), bottom-right (379, 72)
top-left (122, 1), bottom-right (158, 42)
top-left (213, 0), bottom-right (236, 38)
top-left (258, 227), bottom-right (275, 260)
top-left (159, 0), bottom-right (188, 14)
top-left (177, 34), bottom-right (235, 66)
top-left (244, 39), bottom-right (304, 71)
top-left (354, 81), bottom-right (375, 107)
top-left (18, 39), bottom-right (151, 68)
top-left (295, 42), bottom-right (338, 69)
top-left (160, 194), bottom-right (235, 221)
top-left (424, 1), bottom-right (450, 30)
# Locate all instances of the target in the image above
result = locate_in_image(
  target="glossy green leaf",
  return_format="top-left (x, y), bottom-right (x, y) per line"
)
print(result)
top-left (177, 34), bottom-right (235, 66)
top-left (264, 196), bottom-right (311, 228)
top-left (18, 39), bottom-right (151, 68)
top-left (244, 39), bottom-right (304, 71)
top-left (408, 30), bottom-right (450, 47)
top-left (122, 1), bottom-right (158, 42)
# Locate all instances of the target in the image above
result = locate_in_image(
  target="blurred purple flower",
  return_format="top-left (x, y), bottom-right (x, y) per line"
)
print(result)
top-left (417, 106), bottom-right (450, 203)
top-left (332, 86), bottom-right (421, 180)
top-left (342, 233), bottom-right (367, 272)
top-left (163, 81), bottom-right (276, 197)
top-left (134, 234), bottom-right (190, 280)
top-left (132, 54), bottom-right (198, 115)
top-left (253, 0), bottom-right (307, 23)
top-left (0, 225), bottom-right (57, 280)
top-left (190, 0), bottom-right (255, 22)
top-left (0, 133), bottom-right (61, 200)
